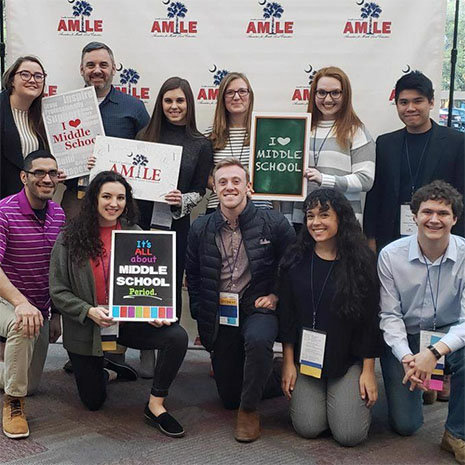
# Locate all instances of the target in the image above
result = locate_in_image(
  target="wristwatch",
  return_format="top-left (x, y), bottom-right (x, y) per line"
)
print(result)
top-left (427, 344), bottom-right (442, 360)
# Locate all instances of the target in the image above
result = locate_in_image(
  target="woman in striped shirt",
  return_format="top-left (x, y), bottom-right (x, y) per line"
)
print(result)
top-left (283, 66), bottom-right (375, 229)
top-left (206, 72), bottom-right (271, 212)
top-left (0, 56), bottom-right (48, 199)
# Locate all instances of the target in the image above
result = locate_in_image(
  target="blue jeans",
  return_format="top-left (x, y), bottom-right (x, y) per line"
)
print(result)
top-left (381, 333), bottom-right (465, 439)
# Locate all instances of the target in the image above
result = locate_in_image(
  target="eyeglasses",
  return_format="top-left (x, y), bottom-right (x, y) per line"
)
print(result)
top-left (225, 88), bottom-right (250, 99)
top-left (15, 71), bottom-right (47, 83)
top-left (315, 89), bottom-right (342, 100)
top-left (24, 170), bottom-right (59, 179)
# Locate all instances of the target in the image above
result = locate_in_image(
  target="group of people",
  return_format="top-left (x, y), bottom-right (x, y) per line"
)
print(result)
top-left (0, 40), bottom-right (464, 465)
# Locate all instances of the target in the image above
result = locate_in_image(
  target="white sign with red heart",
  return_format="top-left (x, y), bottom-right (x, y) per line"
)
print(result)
top-left (42, 87), bottom-right (105, 179)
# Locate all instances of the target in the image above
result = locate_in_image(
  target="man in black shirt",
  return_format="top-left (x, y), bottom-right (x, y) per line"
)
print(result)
top-left (364, 71), bottom-right (464, 253)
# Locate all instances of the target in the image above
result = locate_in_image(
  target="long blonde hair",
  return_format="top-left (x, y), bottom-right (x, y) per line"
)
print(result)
top-left (307, 66), bottom-right (362, 148)
top-left (209, 72), bottom-right (254, 151)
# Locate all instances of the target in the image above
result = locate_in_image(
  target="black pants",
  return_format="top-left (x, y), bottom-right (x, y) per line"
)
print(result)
top-left (211, 311), bottom-right (282, 411)
top-left (68, 322), bottom-right (188, 411)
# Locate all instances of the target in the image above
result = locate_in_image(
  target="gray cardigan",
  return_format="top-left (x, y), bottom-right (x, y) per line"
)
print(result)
top-left (49, 221), bottom-right (140, 356)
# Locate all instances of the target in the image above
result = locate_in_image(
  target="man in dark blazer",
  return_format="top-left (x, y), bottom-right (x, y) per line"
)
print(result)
top-left (364, 71), bottom-right (464, 254)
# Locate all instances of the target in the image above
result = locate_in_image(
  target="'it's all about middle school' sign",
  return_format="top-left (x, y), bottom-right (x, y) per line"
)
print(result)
top-left (110, 231), bottom-right (176, 322)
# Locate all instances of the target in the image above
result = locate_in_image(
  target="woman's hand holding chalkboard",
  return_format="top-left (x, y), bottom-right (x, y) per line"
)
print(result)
top-left (87, 306), bottom-right (114, 328)
top-left (148, 318), bottom-right (177, 328)
top-left (304, 168), bottom-right (322, 186)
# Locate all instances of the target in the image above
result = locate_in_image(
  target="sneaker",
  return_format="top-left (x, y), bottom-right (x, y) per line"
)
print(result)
top-left (2, 395), bottom-right (29, 439)
top-left (139, 350), bottom-right (156, 379)
top-left (441, 429), bottom-right (465, 464)
top-left (144, 404), bottom-right (184, 438)
top-left (104, 358), bottom-right (138, 381)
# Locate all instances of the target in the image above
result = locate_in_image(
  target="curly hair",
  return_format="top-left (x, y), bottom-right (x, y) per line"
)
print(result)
top-left (62, 171), bottom-right (138, 265)
top-left (280, 188), bottom-right (378, 321)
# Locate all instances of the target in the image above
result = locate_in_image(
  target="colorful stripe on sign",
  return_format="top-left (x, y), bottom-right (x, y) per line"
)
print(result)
top-left (111, 306), bottom-right (175, 319)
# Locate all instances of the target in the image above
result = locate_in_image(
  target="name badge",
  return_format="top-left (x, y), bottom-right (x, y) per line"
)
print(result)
top-left (420, 330), bottom-right (446, 391)
top-left (219, 292), bottom-right (239, 327)
top-left (101, 321), bottom-right (119, 351)
top-left (299, 327), bottom-right (326, 379)
top-left (400, 204), bottom-right (417, 236)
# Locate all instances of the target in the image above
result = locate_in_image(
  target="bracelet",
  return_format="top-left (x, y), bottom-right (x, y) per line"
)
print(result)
top-left (427, 344), bottom-right (442, 360)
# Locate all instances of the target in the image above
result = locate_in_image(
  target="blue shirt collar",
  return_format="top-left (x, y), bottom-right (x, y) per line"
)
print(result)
top-left (408, 233), bottom-right (458, 264)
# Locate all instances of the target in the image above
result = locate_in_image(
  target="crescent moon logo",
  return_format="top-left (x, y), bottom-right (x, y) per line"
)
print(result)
top-left (209, 65), bottom-right (217, 73)
top-left (258, 0), bottom-right (266, 5)
top-left (304, 65), bottom-right (313, 74)
top-left (68, 0), bottom-right (75, 3)
top-left (162, 0), bottom-right (170, 4)
top-left (356, 0), bottom-right (364, 5)
top-left (116, 63), bottom-right (123, 72)
top-left (402, 65), bottom-right (411, 74)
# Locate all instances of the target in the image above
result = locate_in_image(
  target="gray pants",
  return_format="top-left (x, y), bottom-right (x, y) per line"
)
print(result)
top-left (0, 298), bottom-right (50, 397)
top-left (290, 363), bottom-right (371, 447)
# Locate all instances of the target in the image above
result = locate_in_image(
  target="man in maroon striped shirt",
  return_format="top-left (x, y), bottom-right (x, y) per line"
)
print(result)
top-left (0, 150), bottom-right (65, 439)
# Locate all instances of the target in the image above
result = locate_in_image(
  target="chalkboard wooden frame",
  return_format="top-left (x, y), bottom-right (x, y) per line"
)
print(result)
top-left (249, 112), bottom-right (311, 201)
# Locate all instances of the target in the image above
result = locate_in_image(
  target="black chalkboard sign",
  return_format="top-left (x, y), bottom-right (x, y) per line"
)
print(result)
top-left (109, 231), bottom-right (176, 321)
top-left (249, 112), bottom-right (310, 201)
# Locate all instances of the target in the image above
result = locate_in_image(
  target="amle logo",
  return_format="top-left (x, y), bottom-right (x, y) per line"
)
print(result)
top-left (343, 1), bottom-right (391, 38)
top-left (197, 66), bottom-right (228, 105)
top-left (114, 65), bottom-right (151, 102)
top-left (57, 0), bottom-right (103, 36)
top-left (151, 1), bottom-right (198, 38)
top-left (43, 85), bottom-right (58, 97)
top-left (291, 65), bottom-right (317, 106)
top-left (246, 1), bottom-right (294, 38)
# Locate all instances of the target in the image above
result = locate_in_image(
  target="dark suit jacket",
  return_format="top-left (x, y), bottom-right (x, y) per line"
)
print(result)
top-left (364, 120), bottom-right (464, 251)
top-left (0, 90), bottom-right (45, 198)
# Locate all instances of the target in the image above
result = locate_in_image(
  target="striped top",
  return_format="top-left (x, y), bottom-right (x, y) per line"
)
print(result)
top-left (11, 107), bottom-right (39, 158)
top-left (205, 127), bottom-right (272, 210)
top-left (0, 189), bottom-right (65, 316)
top-left (282, 120), bottom-right (375, 224)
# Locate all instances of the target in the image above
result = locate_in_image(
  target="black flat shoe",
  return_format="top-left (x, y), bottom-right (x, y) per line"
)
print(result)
top-left (104, 358), bottom-right (138, 381)
top-left (144, 405), bottom-right (184, 438)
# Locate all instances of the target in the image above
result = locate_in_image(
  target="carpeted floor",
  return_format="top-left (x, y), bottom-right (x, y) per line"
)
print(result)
top-left (0, 346), bottom-right (454, 465)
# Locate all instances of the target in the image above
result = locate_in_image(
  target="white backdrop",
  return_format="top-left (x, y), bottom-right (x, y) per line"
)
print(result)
top-left (6, 0), bottom-right (447, 138)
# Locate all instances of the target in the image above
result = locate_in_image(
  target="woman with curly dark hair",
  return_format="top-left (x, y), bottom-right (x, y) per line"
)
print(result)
top-left (49, 171), bottom-right (188, 437)
top-left (279, 188), bottom-right (382, 447)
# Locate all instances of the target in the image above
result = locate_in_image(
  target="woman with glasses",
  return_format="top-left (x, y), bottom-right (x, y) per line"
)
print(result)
top-left (0, 56), bottom-right (49, 198)
top-left (279, 188), bottom-right (382, 446)
top-left (206, 72), bottom-right (271, 213)
top-left (283, 66), bottom-right (375, 229)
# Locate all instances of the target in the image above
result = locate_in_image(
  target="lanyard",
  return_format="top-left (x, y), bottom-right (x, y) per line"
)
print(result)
top-left (404, 131), bottom-right (431, 196)
top-left (312, 122), bottom-right (335, 167)
top-left (419, 247), bottom-right (445, 331)
top-left (228, 131), bottom-right (246, 161)
top-left (219, 228), bottom-right (244, 291)
top-left (310, 251), bottom-right (335, 330)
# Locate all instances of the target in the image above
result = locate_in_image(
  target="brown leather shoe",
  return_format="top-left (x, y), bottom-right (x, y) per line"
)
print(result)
top-left (423, 389), bottom-right (437, 405)
top-left (438, 375), bottom-right (451, 402)
top-left (2, 395), bottom-right (29, 439)
top-left (234, 409), bottom-right (260, 443)
top-left (441, 429), bottom-right (465, 464)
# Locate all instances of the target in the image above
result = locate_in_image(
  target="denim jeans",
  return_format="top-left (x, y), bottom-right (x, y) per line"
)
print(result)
top-left (211, 311), bottom-right (281, 411)
top-left (381, 333), bottom-right (465, 439)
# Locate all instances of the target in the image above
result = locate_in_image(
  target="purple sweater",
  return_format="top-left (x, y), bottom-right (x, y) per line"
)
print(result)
top-left (0, 189), bottom-right (65, 316)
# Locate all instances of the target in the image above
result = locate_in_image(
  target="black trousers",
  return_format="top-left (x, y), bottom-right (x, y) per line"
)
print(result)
top-left (68, 322), bottom-right (188, 411)
top-left (211, 311), bottom-right (282, 411)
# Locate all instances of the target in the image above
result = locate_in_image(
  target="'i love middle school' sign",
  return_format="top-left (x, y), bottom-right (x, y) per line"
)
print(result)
top-left (249, 112), bottom-right (311, 202)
